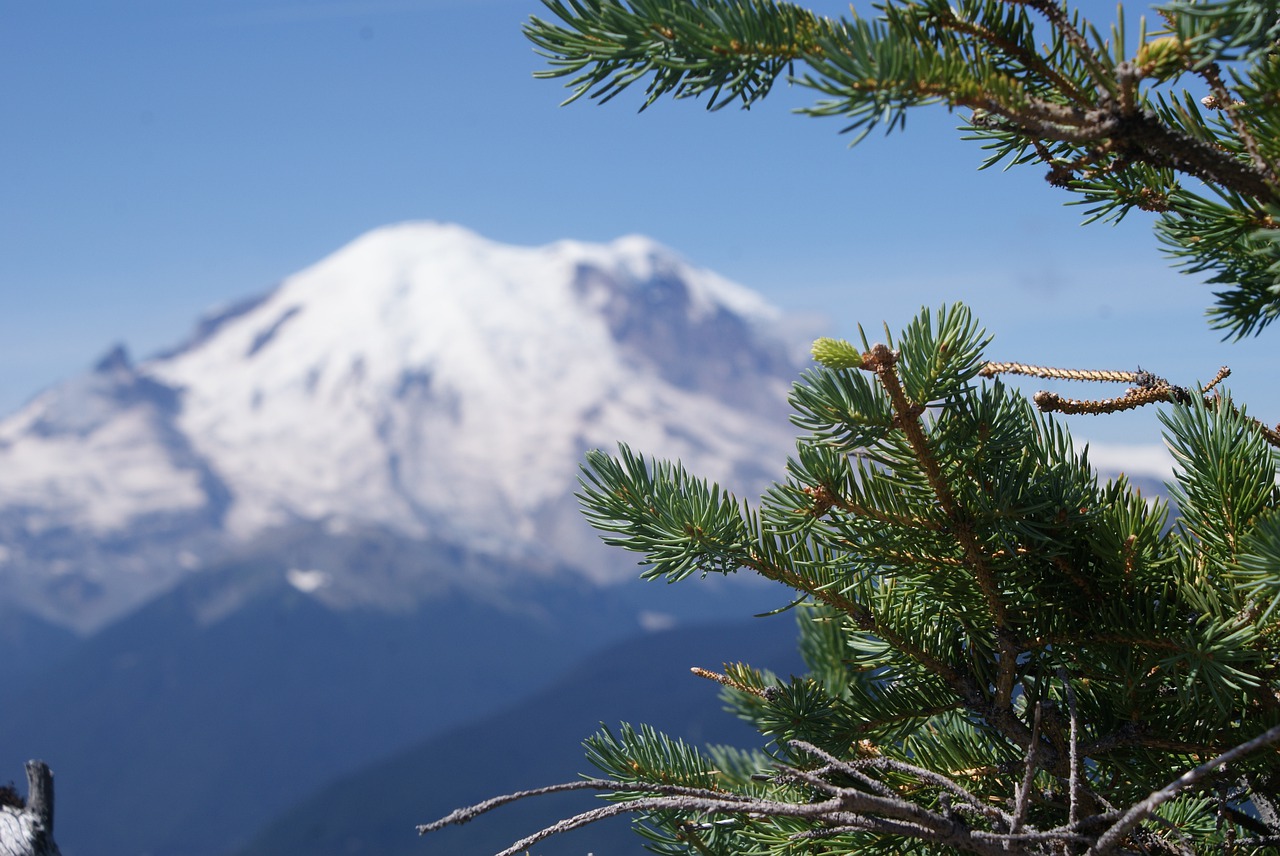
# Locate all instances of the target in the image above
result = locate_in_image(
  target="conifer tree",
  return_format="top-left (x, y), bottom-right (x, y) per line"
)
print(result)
top-left (421, 1), bottom-right (1280, 853)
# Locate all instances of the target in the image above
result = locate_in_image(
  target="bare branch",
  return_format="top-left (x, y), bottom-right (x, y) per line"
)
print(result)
top-left (416, 777), bottom-right (750, 835)
top-left (1011, 701), bottom-right (1043, 835)
top-left (1059, 668), bottom-right (1082, 830)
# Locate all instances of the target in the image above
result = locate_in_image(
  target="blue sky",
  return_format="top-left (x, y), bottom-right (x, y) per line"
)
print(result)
top-left (1, 0), bottom-right (1274, 451)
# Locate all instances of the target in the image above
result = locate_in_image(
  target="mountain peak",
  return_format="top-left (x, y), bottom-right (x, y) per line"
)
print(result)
top-left (93, 343), bottom-right (132, 374)
top-left (0, 223), bottom-right (809, 631)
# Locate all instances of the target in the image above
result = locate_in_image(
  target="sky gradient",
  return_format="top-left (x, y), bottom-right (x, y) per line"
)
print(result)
top-left (2, 0), bottom-right (1274, 457)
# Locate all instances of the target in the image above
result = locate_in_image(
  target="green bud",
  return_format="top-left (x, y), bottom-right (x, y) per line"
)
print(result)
top-left (811, 337), bottom-right (866, 369)
top-left (1136, 36), bottom-right (1187, 82)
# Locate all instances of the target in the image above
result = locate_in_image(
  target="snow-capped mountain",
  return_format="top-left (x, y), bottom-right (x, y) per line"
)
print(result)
top-left (0, 222), bottom-right (810, 632)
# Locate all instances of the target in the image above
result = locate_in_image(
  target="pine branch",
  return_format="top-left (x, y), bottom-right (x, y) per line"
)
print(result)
top-left (433, 291), bottom-right (1280, 853)
top-left (1088, 722), bottom-right (1280, 854)
top-left (857, 343), bottom-right (1058, 770)
top-left (525, 0), bottom-right (833, 109)
top-left (501, 1), bottom-right (1280, 852)
top-left (739, 543), bottom-right (983, 704)
top-left (1195, 61), bottom-right (1277, 183)
top-left (423, 732), bottom-right (1280, 855)
top-left (529, 0), bottom-right (1280, 334)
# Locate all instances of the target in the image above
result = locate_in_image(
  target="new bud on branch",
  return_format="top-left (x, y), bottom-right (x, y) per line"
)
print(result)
top-left (810, 336), bottom-right (867, 370)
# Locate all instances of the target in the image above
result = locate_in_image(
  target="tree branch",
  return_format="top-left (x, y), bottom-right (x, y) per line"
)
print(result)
top-left (1088, 722), bottom-right (1280, 854)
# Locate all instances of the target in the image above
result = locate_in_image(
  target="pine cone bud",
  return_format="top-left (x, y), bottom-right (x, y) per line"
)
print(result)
top-left (1136, 36), bottom-right (1187, 81)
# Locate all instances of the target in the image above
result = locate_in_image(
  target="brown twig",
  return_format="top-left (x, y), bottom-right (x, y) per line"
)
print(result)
top-left (980, 362), bottom-right (1143, 383)
top-left (690, 666), bottom-right (776, 700)
top-left (1034, 386), bottom-right (1176, 415)
top-left (983, 360), bottom-right (1280, 448)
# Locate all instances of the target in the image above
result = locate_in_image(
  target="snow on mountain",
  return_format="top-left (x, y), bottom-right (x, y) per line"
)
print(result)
top-left (152, 222), bottom-right (793, 548)
top-left (0, 222), bottom-right (811, 632)
top-left (0, 347), bottom-right (207, 531)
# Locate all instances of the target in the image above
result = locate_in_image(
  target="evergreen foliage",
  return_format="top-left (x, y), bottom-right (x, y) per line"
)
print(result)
top-left (421, 1), bottom-right (1280, 853)
top-left (527, 0), bottom-right (1280, 337)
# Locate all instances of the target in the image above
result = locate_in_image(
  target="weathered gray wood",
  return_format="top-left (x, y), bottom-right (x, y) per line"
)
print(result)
top-left (0, 762), bottom-right (60, 856)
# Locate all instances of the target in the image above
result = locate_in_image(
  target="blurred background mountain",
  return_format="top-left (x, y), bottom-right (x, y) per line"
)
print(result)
top-left (0, 224), bottom-right (816, 856)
